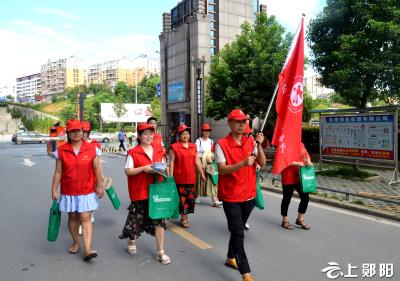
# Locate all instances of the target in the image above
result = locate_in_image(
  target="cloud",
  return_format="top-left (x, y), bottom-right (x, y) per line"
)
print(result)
top-left (260, 0), bottom-right (322, 32)
top-left (0, 21), bottom-right (159, 87)
top-left (35, 7), bottom-right (81, 20)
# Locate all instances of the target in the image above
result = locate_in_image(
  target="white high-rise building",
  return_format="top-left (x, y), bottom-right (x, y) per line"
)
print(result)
top-left (16, 73), bottom-right (41, 101)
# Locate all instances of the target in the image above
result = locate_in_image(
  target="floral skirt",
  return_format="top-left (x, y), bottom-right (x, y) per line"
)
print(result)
top-left (119, 200), bottom-right (166, 241)
top-left (177, 184), bottom-right (196, 215)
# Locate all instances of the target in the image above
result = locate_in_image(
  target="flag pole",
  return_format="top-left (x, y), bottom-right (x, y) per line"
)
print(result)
top-left (259, 13), bottom-right (306, 133)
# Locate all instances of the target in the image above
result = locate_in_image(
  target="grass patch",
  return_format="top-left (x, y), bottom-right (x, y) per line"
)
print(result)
top-left (317, 167), bottom-right (377, 179)
top-left (352, 199), bottom-right (365, 205)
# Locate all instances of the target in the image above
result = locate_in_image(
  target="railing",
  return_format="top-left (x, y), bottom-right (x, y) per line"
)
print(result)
top-left (270, 177), bottom-right (400, 204)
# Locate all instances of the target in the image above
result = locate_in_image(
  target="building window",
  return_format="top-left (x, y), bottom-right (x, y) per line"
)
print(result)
top-left (208, 4), bottom-right (215, 12)
top-left (210, 30), bottom-right (215, 37)
top-left (210, 22), bottom-right (215, 30)
top-left (210, 39), bottom-right (216, 46)
top-left (210, 47), bottom-right (215, 56)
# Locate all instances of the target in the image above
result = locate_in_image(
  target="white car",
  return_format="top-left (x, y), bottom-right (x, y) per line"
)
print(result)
top-left (89, 131), bottom-right (111, 143)
top-left (14, 132), bottom-right (47, 144)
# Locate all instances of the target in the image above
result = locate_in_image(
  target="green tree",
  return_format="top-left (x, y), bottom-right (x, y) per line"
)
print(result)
top-left (308, 0), bottom-right (400, 108)
top-left (150, 96), bottom-right (161, 121)
top-left (88, 83), bottom-right (112, 95)
top-left (302, 89), bottom-right (314, 123)
top-left (113, 95), bottom-right (127, 129)
top-left (206, 13), bottom-right (291, 120)
top-left (136, 74), bottom-right (160, 103)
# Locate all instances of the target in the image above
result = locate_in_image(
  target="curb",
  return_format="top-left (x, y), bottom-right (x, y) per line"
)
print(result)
top-left (261, 184), bottom-right (400, 223)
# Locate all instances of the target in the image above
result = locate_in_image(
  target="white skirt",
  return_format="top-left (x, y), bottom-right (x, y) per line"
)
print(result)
top-left (59, 192), bottom-right (99, 213)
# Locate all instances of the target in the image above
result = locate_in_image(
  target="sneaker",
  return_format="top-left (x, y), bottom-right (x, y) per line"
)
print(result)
top-left (244, 223), bottom-right (250, 230)
top-left (78, 225), bottom-right (83, 235)
top-left (215, 200), bottom-right (223, 205)
top-left (225, 257), bottom-right (238, 270)
top-left (195, 197), bottom-right (200, 204)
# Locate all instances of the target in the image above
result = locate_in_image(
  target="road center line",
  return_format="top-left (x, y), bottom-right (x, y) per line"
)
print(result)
top-left (166, 221), bottom-right (212, 250)
top-left (265, 191), bottom-right (400, 228)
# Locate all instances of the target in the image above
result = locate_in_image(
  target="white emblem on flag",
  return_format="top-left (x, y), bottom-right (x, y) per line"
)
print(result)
top-left (288, 76), bottom-right (304, 113)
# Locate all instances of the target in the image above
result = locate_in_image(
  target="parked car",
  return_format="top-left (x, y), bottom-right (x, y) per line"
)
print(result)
top-left (90, 131), bottom-right (110, 143)
top-left (14, 132), bottom-right (48, 144)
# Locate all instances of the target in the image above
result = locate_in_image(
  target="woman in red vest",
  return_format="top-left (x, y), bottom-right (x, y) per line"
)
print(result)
top-left (119, 123), bottom-right (171, 265)
top-left (51, 119), bottom-right (104, 262)
top-left (169, 124), bottom-right (205, 228)
top-left (280, 143), bottom-right (312, 230)
top-left (215, 109), bottom-right (266, 281)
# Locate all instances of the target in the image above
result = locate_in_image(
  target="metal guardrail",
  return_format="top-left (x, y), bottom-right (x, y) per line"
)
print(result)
top-left (271, 177), bottom-right (400, 205)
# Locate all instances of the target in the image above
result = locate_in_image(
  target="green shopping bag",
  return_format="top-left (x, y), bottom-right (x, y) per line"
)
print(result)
top-left (148, 174), bottom-right (180, 219)
top-left (300, 166), bottom-right (317, 193)
top-left (104, 177), bottom-right (120, 210)
top-left (255, 171), bottom-right (264, 210)
top-left (47, 200), bottom-right (61, 242)
top-left (106, 186), bottom-right (121, 210)
top-left (205, 162), bottom-right (219, 185)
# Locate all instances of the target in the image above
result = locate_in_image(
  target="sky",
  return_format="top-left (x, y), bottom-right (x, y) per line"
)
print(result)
top-left (0, 0), bottom-right (326, 94)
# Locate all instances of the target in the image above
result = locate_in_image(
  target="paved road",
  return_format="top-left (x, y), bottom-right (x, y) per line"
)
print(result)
top-left (0, 143), bottom-right (399, 281)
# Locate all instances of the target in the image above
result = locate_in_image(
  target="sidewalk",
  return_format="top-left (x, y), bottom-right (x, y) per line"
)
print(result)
top-left (260, 163), bottom-right (400, 221)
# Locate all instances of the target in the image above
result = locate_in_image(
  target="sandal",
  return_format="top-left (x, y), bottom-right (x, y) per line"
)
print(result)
top-left (157, 250), bottom-right (171, 265)
top-left (68, 242), bottom-right (80, 254)
top-left (281, 221), bottom-right (294, 230)
top-left (127, 240), bottom-right (137, 255)
top-left (296, 219), bottom-right (310, 230)
top-left (83, 250), bottom-right (98, 262)
top-left (180, 218), bottom-right (190, 228)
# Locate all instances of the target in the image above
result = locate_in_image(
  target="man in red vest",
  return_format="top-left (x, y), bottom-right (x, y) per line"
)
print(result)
top-left (215, 109), bottom-right (266, 281)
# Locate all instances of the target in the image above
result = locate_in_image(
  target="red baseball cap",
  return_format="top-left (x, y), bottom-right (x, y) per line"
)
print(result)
top-left (227, 109), bottom-right (249, 121)
top-left (82, 121), bottom-right (91, 131)
top-left (243, 121), bottom-right (252, 134)
top-left (137, 123), bottom-right (155, 133)
top-left (177, 124), bottom-right (190, 133)
top-left (201, 123), bottom-right (212, 131)
top-left (66, 119), bottom-right (82, 131)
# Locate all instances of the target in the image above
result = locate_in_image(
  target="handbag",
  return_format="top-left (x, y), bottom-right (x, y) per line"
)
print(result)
top-left (104, 177), bottom-right (121, 210)
top-left (205, 162), bottom-right (218, 185)
top-left (47, 200), bottom-right (61, 242)
top-left (300, 166), bottom-right (317, 193)
top-left (255, 171), bottom-right (265, 210)
top-left (148, 174), bottom-right (180, 219)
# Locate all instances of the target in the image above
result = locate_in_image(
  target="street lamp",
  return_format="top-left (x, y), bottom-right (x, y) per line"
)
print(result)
top-left (192, 56), bottom-right (206, 138)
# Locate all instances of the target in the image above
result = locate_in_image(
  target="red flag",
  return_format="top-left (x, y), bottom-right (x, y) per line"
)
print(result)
top-left (272, 17), bottom-right (304, 175)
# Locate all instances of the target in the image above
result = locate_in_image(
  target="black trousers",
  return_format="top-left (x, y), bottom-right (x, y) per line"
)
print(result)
top-left (119, 140), bottom-right (126, 151)
top-left (281, 183), bottom-right (309, 217)
top-left (222, 199), bottom-right (255, 275)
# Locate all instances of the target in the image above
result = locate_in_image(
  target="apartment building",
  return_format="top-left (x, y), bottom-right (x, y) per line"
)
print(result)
top-left (40, 56), bottom-right (84, 99)
top-left (86, 57), bottom-right (160, 90)
top-left (16, 73), bottom-right (41, 101)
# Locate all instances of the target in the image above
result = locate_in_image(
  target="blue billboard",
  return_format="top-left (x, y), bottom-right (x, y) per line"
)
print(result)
top-left (168, 82), bottom-right (185, 103)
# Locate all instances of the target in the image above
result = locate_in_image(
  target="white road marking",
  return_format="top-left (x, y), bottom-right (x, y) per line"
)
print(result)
top-left (22, 158), bottom-right (36, 167)
top-left (264, 190), bottom-right (400, 228)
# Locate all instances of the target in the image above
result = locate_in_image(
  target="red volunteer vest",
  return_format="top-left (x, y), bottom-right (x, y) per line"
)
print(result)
top-left (281, 148), bottom-right (310, 185)
top-left (127, 144), bottom-right (164, 201)
top-left (217, 134), bottom-right (257, 202)
top-left (89, 139), bottom-right (101, 149)
top-left (171, 141), bottom-right (197, 184)
top-left (58, 141), bottom-right (97, 196)
top-left (281, 166), bottom-right (300, 185)
top-left (153, 133), bottom-right (166, 156)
